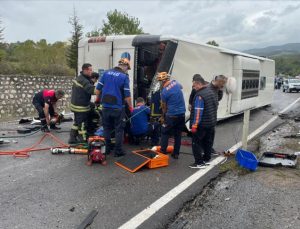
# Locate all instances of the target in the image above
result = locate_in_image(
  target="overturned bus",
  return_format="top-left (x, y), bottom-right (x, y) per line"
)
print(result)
top-left (78, 35), bottom-right (275, 120)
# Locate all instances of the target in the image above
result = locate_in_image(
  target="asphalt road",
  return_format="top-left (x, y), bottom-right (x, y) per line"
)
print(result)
top-left (0, 90), bottom-right (299, 229)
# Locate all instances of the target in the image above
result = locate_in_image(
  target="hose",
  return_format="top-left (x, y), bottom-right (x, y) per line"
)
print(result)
top-left (0, 132), bottom-right (69, 157)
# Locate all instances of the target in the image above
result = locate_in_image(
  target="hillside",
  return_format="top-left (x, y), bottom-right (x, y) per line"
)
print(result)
top-left (244, 43), bottom-right (300, 57)
top-left (244, 43), bottom-right (300, 76)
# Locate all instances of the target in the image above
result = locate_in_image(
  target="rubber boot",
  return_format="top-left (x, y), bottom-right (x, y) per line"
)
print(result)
top-left (104, 140), bottom-right (112, 155)
top-left (68, 129), bottom-right (79, 144)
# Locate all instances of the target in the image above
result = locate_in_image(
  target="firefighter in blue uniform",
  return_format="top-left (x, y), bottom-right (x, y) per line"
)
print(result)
top-left (95, 58), bottom-right (133, 157)
top-left (68, 63), bottom-right (96, 144)
top-left (130, 97), bottom-right (160, 146)
top-left (158, 72), bottom-right (186, 159)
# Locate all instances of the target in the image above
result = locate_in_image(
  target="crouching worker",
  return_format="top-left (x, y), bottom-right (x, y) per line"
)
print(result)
top-left (158, 72), bottom-right (186, 159)
top-left (189, 75), bottom-right (217, 169)
top-left (69, 63), bottom-right (96, 144)
top-left (130, 97), bottom-right (159, 146)
top-left (32, 89), bottom-right (65, 132)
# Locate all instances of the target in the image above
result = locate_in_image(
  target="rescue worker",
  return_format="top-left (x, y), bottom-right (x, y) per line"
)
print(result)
top-left (158, 72), bottom-right (186, 159)
top-left (189, 74), bottom-right (227, 156)
top-left (189, 75), bottom-right (217, 168)
top-left (188, 74), bottom-right (226, 111)
top-left (32, 89), bottom-right (65, 132)
top-left (130, 97), bottom-right (159, 146)
top-left (188, 74), bottom-right (208, 111)
top-left (68, 63), bottom-right (96, 144)
top-left (86, 72), bottom-right (101, 136)
top-left (95, 58), bottom-right (133, 157)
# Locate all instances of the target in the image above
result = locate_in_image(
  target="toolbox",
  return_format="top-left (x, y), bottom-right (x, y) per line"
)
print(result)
top-left (133, 149), bottom-right (169, 169)
top-left (115, 149), bottom-right (169, 173)
top-left (259, 152), bottom-right (298, 168)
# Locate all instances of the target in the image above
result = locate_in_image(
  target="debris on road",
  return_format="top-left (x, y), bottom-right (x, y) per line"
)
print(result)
top-left (259, 152), bottom-right (298, 168)
top-left (235, 149), bottom-right (258, 171)
top-left (77, 210), bottom-right (98, 229)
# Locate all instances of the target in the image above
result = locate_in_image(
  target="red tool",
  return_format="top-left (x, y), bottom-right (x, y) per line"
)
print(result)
top-left (86, 136), bottom-right (107, 166)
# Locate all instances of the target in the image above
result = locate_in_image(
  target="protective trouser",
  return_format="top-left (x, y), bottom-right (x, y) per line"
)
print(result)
top-left (86, 106), bottom-right (101, 136)
top-left (72, 112), bottom-right (89, 142)
top-left (160, 115), bottom-right (185, 156)
top-left (192, 127), bottom-right (215, 164)
top-left (131, 123), bottom-right (160, 146)
top-left (102, 107), bottom-right (125, 155)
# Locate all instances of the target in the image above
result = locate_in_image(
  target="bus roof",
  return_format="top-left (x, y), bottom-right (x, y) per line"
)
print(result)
top-left (81, 34), bottom-right (274, 62)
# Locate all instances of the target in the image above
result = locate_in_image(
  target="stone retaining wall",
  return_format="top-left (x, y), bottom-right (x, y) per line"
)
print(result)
top-left (0, 75), bottom-right (73, 120)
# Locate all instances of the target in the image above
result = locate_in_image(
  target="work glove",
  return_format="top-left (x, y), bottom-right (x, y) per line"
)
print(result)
top-left (191, 125), bottom-right (198, 134)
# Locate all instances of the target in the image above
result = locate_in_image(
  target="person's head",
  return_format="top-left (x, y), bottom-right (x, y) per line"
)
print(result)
top-left (82, 63), bottom-right (93, 77)
top-left (192, 74), bottom-right (206, 91)
top-left (118, 58), bottom-right (131, 73)
top-left (156, 72), bottom-right (170, 83)
top-left (91, 72), bottom-right (100, 83)
top-left (212, 75), bottom-right (227, 89)
top-left (159, 42), bottom-right (166, 55)
top-left (55, 89), bottom-right (65, 100)
top-left (136, 97), bottom-right (145, 106)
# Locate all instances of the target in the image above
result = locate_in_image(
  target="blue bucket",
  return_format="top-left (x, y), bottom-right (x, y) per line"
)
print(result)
top-left (235, 149), bottom-right (258, 171)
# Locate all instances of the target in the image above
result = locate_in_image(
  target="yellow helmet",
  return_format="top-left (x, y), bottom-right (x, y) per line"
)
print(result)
top-left (118, 58), bottom-right (131, 70)
top-left (156, 72), bottom-right (170, 81)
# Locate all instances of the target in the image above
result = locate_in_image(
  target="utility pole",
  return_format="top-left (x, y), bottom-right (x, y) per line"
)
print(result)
top-left (242, 109), bottom-right (250, 149)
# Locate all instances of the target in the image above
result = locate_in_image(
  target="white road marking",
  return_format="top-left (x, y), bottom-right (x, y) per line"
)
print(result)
top-left (118, 97), bottom-right (300, 229)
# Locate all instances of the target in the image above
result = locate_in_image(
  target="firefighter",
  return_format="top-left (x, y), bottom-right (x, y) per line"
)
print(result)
top-left (158, 72), bottom-right (186, 159)
top-left (95, 58), bottom-right (133, 157)
top-left (32, 89), bottom-right (65, 132)
top-left (189, 75), bottom-right (217, 168)
top-left (68, 63), bottom-right (96, 144)
top-left (86, 72), bottom-right (101, 136)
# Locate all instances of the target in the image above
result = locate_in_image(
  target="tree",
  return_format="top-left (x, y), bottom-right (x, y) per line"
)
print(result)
top-left (0, 17), bottom-right (5, 61)
top-left (0, 17), bottom-right (4, 42)
top-left (100, 10), bottom-right (144, 35)
top-left (206, 40), bottom-right (219, 47)
top-left (86, 27), bottom-right (101, 38)
top-left (66, 7), bottom-right (83, 76)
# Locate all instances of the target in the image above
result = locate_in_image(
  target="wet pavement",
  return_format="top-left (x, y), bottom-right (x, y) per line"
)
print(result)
top-left (0, 90), bottom-right (299, 229)
top-left (169, 105), bottom-right (300, 229)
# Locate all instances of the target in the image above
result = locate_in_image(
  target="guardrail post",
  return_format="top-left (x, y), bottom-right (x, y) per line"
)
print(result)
top-left (242, 109), bottom-right (250, 149)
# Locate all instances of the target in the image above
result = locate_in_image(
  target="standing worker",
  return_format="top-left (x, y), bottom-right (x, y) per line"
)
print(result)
top-left (189, 75), bottom-right (217, 168)
top-left (95, 58), bottom-right (133, 157)
top-left (68, 63), bottom-right (96, 144)
top-left (208, 75), bottom-right (227, 105)
top-left (32, 89), bottom-right (65, 132)
top-left (189, 74), bottom-right (227, 155)
top-left (158, 72), bottom-right (186, 159)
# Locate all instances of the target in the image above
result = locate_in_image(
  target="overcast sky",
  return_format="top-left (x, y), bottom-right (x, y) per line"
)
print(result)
top-left (0, 0), bottom-right (300, 50)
